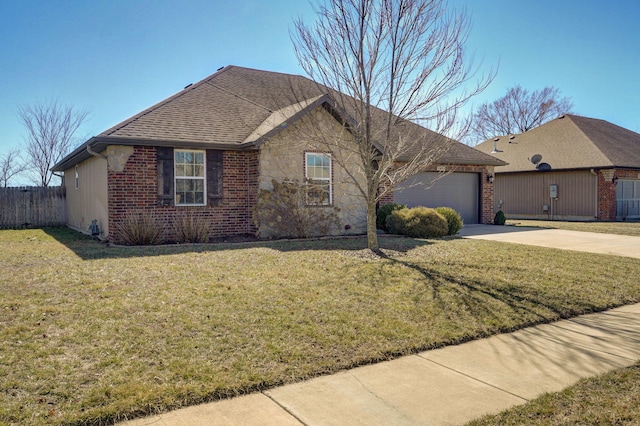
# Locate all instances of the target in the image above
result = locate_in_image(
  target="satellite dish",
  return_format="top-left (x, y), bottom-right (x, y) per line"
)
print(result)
top-left (530, 154), bottom-right (542, 165)
top-left (537, 162), bottom-right (552, 171)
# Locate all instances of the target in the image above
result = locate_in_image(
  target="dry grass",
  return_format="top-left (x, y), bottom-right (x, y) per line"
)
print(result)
top-left (508, 219), bottom-right (640, 237)
top-left (2, 228), bottom-right (640, 425)
top-left (468, 362), bottom-right (640, 425)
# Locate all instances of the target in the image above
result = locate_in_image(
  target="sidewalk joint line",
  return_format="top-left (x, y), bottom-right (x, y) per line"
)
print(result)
top-left (416, 355), bottom-right (529, 403)
top-left (262, 391), bottom-right (310, 426)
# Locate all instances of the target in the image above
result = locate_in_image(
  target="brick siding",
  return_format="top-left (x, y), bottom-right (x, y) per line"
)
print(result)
top-left (598, 168), bottom-right (640, 220)
top-left (108, 146), bottom-right (259, 244)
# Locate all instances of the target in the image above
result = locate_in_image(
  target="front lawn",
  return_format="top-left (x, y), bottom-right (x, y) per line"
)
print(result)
top-left (468, 362), bottom-right (640, 425)
top-left (2, 228), bottom-right (640, 425)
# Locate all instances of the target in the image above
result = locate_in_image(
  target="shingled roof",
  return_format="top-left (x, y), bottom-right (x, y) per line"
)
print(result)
top-left (475, 114), bottom-right (640, 173)
top-left (53, 65), bottom-right (504, 171)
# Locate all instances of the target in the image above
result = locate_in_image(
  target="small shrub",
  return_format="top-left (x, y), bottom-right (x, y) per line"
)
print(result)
top-left (376, 203), bottom-right (406, 231)
top-left (435, 207), bottom-right (464, 235)
top-left (112, 209), bottom-right (164, 245)
top-left (386, 206), bottom-right (448, 238)
top-left (386, 208), bottom-right (409, 235)
top-left (253, 179), bottom-right (341, 238)
top-left (494, 210), bottom-right (507, 225)
top-left (172, 210), bottom-right (211, 243)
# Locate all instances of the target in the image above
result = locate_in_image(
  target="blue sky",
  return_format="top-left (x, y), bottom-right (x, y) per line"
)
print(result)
top-left (1, 0), bottom-right (639, 182)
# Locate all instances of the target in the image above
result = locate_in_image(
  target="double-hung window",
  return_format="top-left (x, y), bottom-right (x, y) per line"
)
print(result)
top-left (174, 150), bottom-right (206, 206)
top-left (305, 152), bottom-right (332, 205)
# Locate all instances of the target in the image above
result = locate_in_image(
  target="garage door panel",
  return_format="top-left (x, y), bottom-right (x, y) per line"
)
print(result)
top-left (394, 172), bottom-right (479, 224)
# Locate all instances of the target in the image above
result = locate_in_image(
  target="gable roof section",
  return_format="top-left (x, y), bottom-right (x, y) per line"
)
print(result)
top-left (99, 66), bottom-right (322, 144)
top-left (53, 65), bottom-right (504, 171)
top-left (475, 114), bottom-right (640, 173)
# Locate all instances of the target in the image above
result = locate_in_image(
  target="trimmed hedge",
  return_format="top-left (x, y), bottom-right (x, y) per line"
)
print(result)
top-left (435, 207), bottom-right (464, 235)
top-left (386, 206), bottom-right (448, 238)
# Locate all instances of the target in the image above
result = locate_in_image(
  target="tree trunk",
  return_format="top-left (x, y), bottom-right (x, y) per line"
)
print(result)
top-left (366, 199), bottom-right (379, 250)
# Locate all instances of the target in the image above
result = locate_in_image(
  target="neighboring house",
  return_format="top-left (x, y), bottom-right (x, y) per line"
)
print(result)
top-left (475, 114), bottom-right (640, 221)
top-left (52, 65), bottom-right (504, 243)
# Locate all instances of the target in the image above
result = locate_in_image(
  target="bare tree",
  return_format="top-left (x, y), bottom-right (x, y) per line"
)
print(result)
top-left (291, 0), bottom-right (492, 249)
top-left (0, 148), bottom-right (26, 187)
top-left (18, 99), bottom-right (89, 186)
top-left (468, 85), bottom-right (573, 143)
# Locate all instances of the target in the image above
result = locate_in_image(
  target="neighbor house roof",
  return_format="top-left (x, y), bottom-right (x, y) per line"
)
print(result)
top-left (475, 114), bottom-right (640, 173)
top-left (53, 65), bottom-right (505, 171)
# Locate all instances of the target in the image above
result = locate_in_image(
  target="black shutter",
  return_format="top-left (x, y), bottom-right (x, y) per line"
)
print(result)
top-left (157, 147), bottom-right (174, 206)
top-left (207, 149), bottom-right (223, 206)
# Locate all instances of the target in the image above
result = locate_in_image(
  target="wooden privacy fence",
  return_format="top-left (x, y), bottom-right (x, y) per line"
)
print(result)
top-left (0, 186), bottom-right (66, 229)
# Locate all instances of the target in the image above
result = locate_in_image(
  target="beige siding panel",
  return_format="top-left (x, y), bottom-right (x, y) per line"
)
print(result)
top-left (496, 170), bottom-right (597, 220)
top-left (65, 154), bottom-right (109, 237)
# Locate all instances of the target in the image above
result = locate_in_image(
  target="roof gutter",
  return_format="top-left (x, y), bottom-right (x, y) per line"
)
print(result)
top-left (52, 136), bottom-right (257, 172)
top-left (87, 143), bottom-right (107, 160)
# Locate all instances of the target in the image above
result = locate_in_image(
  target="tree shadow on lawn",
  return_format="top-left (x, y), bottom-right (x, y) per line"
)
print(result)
top-left (378, 254), bottom-right (633, 378)
top-left (380, 249), bottom-right (608, 334)
top-left (43, 227), bottom-right (434, 260)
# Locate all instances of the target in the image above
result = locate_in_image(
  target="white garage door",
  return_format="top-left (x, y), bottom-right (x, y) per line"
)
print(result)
top-left (393, 172), bottom-right (480, 224)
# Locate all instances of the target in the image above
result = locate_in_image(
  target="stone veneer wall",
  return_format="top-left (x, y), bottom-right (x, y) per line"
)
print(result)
top-left (107, 145), bottom-right (259, 243)
top-left (257, 107), bottom-right (368, 237)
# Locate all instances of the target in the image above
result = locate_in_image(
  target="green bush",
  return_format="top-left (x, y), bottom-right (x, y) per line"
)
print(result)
top-left (386, 206), bottom-right (448, 238)
top-left (494, 210), bottom-right (506, 225)
top-left (376, 203), bottom-right (406, 231)
top-left (435, 207), bottom-right (464, 235)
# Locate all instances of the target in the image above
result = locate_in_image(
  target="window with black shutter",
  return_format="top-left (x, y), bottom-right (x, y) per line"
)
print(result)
top-left (157, 147), bottom-right (223, 207)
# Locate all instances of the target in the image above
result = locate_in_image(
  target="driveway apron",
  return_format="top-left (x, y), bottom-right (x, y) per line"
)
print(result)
top-left (458, 225), bottom-right (640, 259)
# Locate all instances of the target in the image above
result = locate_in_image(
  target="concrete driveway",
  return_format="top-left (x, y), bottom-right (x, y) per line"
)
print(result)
top-left (458, 225), bottom-right (640, 259)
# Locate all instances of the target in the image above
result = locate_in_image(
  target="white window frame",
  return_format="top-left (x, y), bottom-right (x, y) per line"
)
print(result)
top-left (305, 152), bottom-right (332, 205)
top-left (74, 165), bottom-right (79, 189)
top-left (174, 149), bottom-right (206, 206)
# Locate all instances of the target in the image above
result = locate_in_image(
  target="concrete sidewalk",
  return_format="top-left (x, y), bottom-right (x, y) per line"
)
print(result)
top-left (120, 303), bottom-right (640, 426)
top-left (458, 225), bottom-right (640, 259)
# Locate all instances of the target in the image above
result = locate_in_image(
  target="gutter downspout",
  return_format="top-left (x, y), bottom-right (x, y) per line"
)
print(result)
top-left (85, 143), bottom-right (109, 242)
top-left (590, 169), bottom-right (598, 219)
top-left (87, 144), bottom-right (107, 160)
